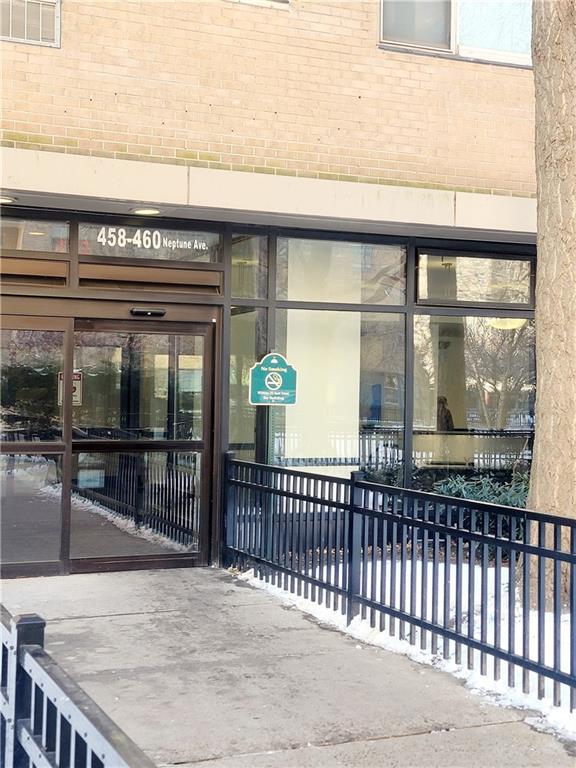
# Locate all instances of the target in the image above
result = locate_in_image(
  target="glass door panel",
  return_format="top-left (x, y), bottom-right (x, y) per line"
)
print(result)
top-left (0, 316), bottom-right (68, 572)
top-left (0, 453), bottom-right (63, 564)
top-left (70, 321), bottom-right (212, 562)
top-left (1, 328), bottom-right (64, 441)
top-left (70, 450), bottom-right (202, 558)
top-left (73, 329), bottom-right (204, 441)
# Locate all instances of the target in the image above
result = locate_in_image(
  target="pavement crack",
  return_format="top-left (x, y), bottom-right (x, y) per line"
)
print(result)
top-left (49, 609), bottom-right (181, 622)
top-left (162, 718), bottom-right (525, 765)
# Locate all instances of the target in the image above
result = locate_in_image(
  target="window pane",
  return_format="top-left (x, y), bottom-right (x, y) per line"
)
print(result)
top-left (230, 307), bottom-right (267, 460)
top-left (74, 331), bottom-right (204, 440)
top-left (1, 329), bottom-right (64, 441)
top-left (458, 0), bottom-right (531, 56)
top-left (11, 0), bottom-right (24, 38)
top-left (232, 234), bottom-right (268, 298)
top-left (70, 451), bottom-right (201, 558)
top-left (40, 1), bottom-right (55, 43)
top-left (418, 252), bottom-right (531, 304)
top-left (277, 238), bottom-right (406, 305)
top-left (412, 315), bottom-right (535, 489)
top-left (26, 0), bottom-right (40, 40)
top-left (1, 218), bottom-right (69, 252)
top-left (382, 0), bottom-right (451, 49)
top-left (271, 309), bottom-right (405, 482)
top-left (1, 0), bottom-right (11, 37)
top-left (1, 454), bottom-right (62, 563)
top-left (78, 224), bottom-right (221, 262)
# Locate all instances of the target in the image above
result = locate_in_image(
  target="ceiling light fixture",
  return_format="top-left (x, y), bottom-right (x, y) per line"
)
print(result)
top-left (0, 196), bottom-right (16, 204)
top-left (487, 318), bottom-right (528, 331)
top-left (28, 231), bottom-right (46, 236)
top-left (132, 207), bottom-right (161, 216)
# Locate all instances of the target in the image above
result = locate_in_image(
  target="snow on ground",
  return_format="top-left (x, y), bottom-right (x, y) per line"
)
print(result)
top-left (237, 563), bottom-right (576, 741)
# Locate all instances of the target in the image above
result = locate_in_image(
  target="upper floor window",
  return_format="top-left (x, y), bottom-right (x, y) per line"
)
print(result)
top-left (1, 0), bottom-right (60, 47)
top-left (381, 0), bottom-right (532, 66)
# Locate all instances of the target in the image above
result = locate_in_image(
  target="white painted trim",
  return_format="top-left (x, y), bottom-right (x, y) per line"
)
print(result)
top-left (1, 149), bottom-right (536, 237)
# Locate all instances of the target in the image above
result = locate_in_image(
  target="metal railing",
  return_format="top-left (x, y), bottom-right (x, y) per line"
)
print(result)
top-left (0, 606), bottom-right (155, 768)
top-left (271, 428), bottom-right (533, 472)
top-left (225, 454), bottom-right (576, 712)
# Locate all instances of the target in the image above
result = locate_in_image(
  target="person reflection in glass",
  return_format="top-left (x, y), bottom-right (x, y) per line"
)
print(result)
top-left (437, 396), bottom-right (455, 432)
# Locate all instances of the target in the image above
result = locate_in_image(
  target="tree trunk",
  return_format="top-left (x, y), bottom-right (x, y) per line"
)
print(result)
top-left (528, 0), bottom-right (576, 518)
top-left (528, 0), bottom-right (576, 606)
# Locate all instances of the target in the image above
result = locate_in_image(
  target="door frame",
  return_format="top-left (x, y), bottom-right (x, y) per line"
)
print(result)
top-left (1, 296), bottom-right (222, 577)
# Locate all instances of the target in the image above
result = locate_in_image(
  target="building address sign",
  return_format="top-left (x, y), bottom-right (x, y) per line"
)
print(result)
top-left (94, 227), bottom-right (210, 253)
top-left (78, 223), bottom-right (221, 262)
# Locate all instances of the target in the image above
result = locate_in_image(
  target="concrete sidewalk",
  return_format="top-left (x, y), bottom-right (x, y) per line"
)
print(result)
top-left (1, 568), bottom-right (574, 767)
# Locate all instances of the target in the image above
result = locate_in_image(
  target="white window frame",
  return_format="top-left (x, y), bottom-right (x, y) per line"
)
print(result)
top-left (1, 0), bottom-right (61, 48)
top-left (379, 0), bottom-right (532, 67)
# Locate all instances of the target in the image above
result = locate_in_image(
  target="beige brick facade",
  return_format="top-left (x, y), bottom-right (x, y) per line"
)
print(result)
top-left (1, 0), bottom-right (536, 197)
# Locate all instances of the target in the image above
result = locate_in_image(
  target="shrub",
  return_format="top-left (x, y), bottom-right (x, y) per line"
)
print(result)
top-left (433, 473), bottom-right (529, 509)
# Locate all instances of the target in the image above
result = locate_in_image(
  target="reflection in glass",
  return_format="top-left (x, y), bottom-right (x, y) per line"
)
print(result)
top-left (413, 315), bottom-right (535, 489)
top-left (458, 0), bottom-right (531, 56)
top-left (277, 238), bottom-right (406, 305)
top-left (230, 307), bottom-right (267, 460)
top-left (41, 2), bottom-right (56, 43)
top-left (74, 331), bottom-right (204, 440)
top-left (271, 310), bottom-right (405, 481)
top-left (0, 329), bottom-right (63, 441)
top-left (0, 454), bottom-right (62, 563)
top-left (70, 451), bottom-right (201, 558)
top-left (232, 234), bottom-right (268, 298)
top-left (418, 252), bottom-right (531, 304)
top-left (1, 219), bottom-right (69, 252)
top-left (382, 0), bottom-right (451, 49)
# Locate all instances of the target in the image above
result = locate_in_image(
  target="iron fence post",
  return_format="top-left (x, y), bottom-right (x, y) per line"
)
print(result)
top-left (223, 451), bottom-right (236, 567)
top-left (4, 613), bottom-right (45, 768)
top-left (347, 471), bottom-right (364, 626)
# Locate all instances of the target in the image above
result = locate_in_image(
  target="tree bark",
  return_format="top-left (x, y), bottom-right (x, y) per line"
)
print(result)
top-left (528, 0), bottom-right (576, 519)
top-left (528, 0), bottom-right (576, 607)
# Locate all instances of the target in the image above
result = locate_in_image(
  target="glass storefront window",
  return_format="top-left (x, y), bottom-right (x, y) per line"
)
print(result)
top-left (232, 234), bottom-right (268, 298)
top-left (74, 330), bottom-right (204, 440)
top-left (271, 309), bottom-right (405, 481)
top-left (412, 315), bottom-right (535, 489)
top-left (229, 307), bottom-right (267, 460)
top-left (70, 450), bottom-right (201, 558)
top-left (277, 238), bottom-right (406, 305)
top-left (0, 329), bottom-right (64, 441)
top-left (1, 219), bottom-right (69, 252)
top-left (0, 454), bottom-right (63, 563)
top-left (418, 252), bottom-right (532, 305)
top-left (78, 223), bottom-right (221, 262)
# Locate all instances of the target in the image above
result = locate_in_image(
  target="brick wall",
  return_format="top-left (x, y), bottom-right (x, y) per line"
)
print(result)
top-left (0, 0), bottom-right (536, 196)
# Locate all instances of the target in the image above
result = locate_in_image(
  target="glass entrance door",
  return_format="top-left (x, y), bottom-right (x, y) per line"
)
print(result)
top-left (69, 320), bottom-right (214, 563)
top-left (0, 308), bottom-right (216, 576)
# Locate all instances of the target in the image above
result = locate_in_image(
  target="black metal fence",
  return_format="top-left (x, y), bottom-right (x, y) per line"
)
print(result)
top-left (225, 455), bottom-right (576, 712)
top-left (0, 606), bottom-right (155, 768)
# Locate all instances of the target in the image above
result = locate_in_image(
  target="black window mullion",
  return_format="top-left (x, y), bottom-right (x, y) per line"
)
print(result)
top-left (404, 239), bottom-right (416, 488)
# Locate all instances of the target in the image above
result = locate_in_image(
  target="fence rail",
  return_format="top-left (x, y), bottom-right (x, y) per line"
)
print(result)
top-left (0, 606), bottom-right (155, 768)
top-left (225, 454), bottom-right (576, 713)
top-left (271, 428), bottom-right (533, 473)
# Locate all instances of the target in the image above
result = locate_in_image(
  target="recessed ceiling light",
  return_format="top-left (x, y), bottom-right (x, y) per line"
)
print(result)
top-left (132, 207), bottom-right (161, 216)
top-left (487, 318), bottom-right (528, 331)
top-left (0, 196), bottom-right (16, 204)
